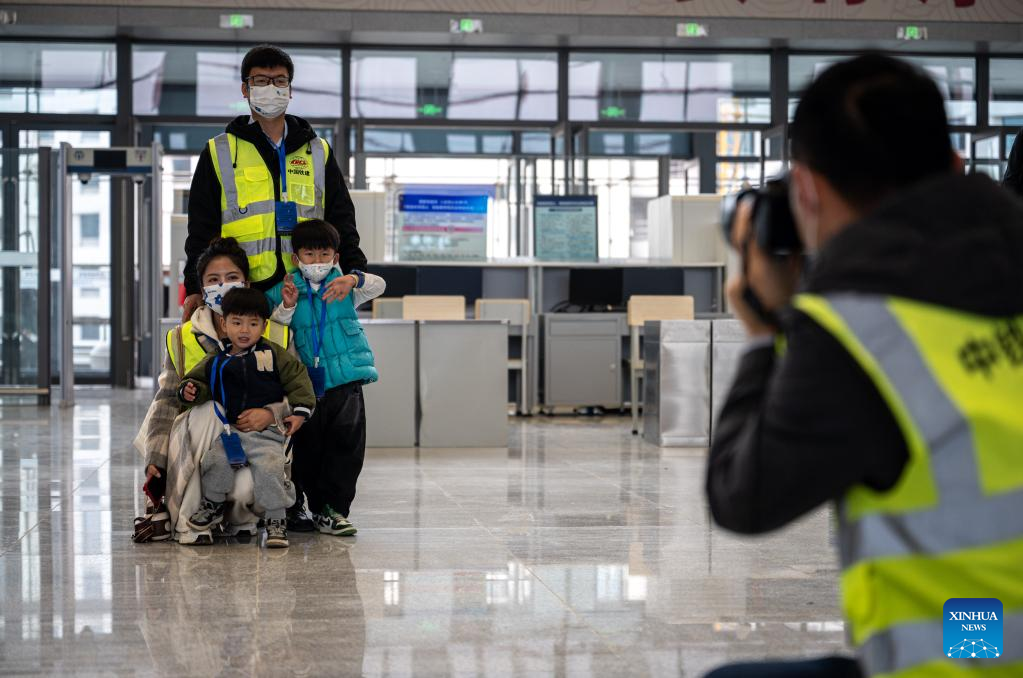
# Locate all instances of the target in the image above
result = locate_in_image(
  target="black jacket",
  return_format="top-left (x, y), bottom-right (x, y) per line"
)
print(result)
top-left (1003, 128), bottom-right (1023, 198)
top-left (707, 173), bottom-right (1023, 534)
top-left (179, 338), bottom-right (316, 423)
top-left (184, 114), bottom-right (367, 294)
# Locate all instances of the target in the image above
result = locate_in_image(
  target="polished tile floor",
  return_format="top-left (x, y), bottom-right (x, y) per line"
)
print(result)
top-left (0, 389), bottom-right (849, 677)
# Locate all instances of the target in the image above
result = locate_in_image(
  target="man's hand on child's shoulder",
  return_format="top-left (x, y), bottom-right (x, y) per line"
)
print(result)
top-left (322, 274), bottom-right (358, 304)
top-left (282, 276), bottom-right (298, 309)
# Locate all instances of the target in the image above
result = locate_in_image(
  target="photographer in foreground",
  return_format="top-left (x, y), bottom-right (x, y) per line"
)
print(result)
top-left (705, 55), bottom-right (1023, 678)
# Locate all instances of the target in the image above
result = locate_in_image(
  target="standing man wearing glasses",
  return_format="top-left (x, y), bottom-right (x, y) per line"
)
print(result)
top-left (183, 44), bottom-right (367, 319)
top-left (181, 44), bottom-right (367, 533)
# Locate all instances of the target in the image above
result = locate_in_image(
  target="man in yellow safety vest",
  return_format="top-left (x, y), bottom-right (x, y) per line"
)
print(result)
top-left (182, 44), bottom-right (367, 321)
top-left (705, 55), bottom-right (1023, 677)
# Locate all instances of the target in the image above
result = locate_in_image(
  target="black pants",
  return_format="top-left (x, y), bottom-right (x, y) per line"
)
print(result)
top-left (293, 383), bottom-right (366, 517)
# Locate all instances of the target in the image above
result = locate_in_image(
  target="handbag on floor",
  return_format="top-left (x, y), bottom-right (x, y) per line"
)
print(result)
top-left (133, 501), bottom-right (171, 543)
top-left (133, 474), bottom-right (171, 543)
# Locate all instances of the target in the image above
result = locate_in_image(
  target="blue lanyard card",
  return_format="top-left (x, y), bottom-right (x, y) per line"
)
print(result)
top-left (275, 200), bottom-right (298, 233)
top-left (211, 354), bottom-right (248, 468)
top-left (221, 430), bottom-right (248, 469)
top-left (274, 137), bottom-right (298, 233)
top-left (308, 365), bottom-right (327, 399)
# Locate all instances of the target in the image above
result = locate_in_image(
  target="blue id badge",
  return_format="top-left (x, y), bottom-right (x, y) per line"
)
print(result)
top-left (275, 201), bottom-right (299, 233)
top-left (221, 430), bottom-right (248, 468)
top-left (308, 365), bottom-right (327, 399)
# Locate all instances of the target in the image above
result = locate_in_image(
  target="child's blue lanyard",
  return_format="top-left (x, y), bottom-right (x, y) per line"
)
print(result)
top-left (306, 280), bottom-right (328, 368)
top-left (210, 354), bottom-right (234, 433)
top-left (275, 137), bottom-right (288, 201)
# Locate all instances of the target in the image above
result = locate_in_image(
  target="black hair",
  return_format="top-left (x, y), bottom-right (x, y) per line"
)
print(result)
top-left (196, 237), bottom-right (249, 282)
top-left (221, 287), bottom-right (270, 321)
top-left (791, 53), bottom-right (953, 209)
top-left (241, 44), bottom-right (294, 82)
top-left (291, 219), bottom-right (341, 253)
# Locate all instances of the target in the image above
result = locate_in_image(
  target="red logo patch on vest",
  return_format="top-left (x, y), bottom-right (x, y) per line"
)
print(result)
top-left (289, 158), bottom-right (308, 167)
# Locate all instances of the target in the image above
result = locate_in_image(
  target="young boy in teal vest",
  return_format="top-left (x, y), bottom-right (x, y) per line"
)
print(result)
top-left (265, 219), bottom-right (385, 536)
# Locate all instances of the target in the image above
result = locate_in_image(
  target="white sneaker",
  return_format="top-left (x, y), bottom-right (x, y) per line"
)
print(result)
top-left (313, 505), bottom-right (357, 536)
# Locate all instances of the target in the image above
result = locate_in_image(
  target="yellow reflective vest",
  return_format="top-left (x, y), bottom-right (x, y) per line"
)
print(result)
top-left (208, 133), bottom-right (329, 283)
top-left (166, 319), bottom-right (290, 377)
top-left (794, 293), bottom-right (1023, 678)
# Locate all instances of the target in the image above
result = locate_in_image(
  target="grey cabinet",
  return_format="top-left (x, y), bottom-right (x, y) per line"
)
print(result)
top-left (642, 319), bottom-right (748, 447)
top-left (362, 321), bottom-right (417, 447)
top-left (642, 320), bottom-right (711, 446)
top-left (419, 320), bottom-right (508, 448)
top-left (543, 314), bottom-right (625, 408)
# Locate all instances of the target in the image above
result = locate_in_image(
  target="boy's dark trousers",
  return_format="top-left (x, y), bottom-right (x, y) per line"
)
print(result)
top-left (293, 382), bottom-right (366, 517)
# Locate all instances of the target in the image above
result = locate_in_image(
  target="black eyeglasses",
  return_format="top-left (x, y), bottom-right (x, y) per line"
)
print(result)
top-left (245, 75), bottom-right (291, 88)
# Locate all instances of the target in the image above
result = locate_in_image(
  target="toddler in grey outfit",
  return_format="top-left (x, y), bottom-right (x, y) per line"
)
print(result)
top-left (179, 287), bottom-right (315, 548)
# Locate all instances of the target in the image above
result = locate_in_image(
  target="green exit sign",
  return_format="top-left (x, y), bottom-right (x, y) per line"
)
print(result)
top-left (418, 104), bottom-right (445, 117)
top-left (450, 18), bottom-right (483, 34)
top-left (600, 106), bottom-right (627, 119)
top-left (676, 22), bottom-right (709, 38)
top-left (897, 25), bottom-right (928, 40)
top-left (219, 13), bottom-right (253, 29)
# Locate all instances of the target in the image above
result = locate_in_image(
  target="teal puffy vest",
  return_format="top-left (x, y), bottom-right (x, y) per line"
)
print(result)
top-left (268, 270), bottom-right (378, 392)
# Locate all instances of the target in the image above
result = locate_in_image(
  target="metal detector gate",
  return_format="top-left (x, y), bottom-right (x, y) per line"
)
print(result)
top-left (56, 143), bottom-right (162, 406)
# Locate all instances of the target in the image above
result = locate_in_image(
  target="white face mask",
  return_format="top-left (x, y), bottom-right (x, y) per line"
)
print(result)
top-left (248, 84), bottom-right (290, 119)
top-left (300, 262), bottom-right (334, 284)
top-left (202, 281), bottom-right (246, 315)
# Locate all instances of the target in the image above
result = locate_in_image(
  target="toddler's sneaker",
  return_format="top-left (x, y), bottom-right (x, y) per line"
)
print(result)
top-left (187, 498), bottom-right (225, 531)
top-left (313, 505), bottom-right (357, 536)
top-left (265, 518), bottom-right (289, 548)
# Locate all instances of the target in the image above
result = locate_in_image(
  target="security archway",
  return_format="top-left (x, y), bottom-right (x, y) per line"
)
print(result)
top-left (56, 143), bottom-right (163, 406)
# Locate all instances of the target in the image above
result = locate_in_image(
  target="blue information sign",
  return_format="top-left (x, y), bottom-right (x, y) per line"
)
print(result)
top-left (398, 193), bottom-right (489, 261)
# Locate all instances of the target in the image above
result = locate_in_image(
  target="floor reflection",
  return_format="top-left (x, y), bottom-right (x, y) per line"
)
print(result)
top-left (0, 389), bottom-right (847, 676)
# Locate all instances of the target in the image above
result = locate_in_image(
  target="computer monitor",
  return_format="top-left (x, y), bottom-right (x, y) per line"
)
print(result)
top-left (416, 266), bottom-right (484, 304)
top-left (623, 268), bottom-right (685, 298)
top-left (367, 265), bottom-right (417, 297)
top-left (569, 268), bottom-right (624, 309)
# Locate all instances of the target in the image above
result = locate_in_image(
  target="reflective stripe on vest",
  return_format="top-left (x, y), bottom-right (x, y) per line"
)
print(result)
top-left (793, 293), bottom-right (1023, 678)
top-left (860, 612), bottom-right (1023, 677)
top-left (166, 319), bottom-right (290, 375)
top-left (208, 133), bottom-right (328, 283)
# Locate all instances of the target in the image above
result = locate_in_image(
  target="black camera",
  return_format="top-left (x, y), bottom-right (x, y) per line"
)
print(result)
top-left (720, 176), bottom-right (804, 327)
top-left (720, 175), bottom-right (803, 258)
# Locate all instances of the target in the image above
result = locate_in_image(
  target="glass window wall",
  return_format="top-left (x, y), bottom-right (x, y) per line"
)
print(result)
top-left (789, 54), bottom-right (976, 125)
top-left (568, 52), bottom-right (770, 124)
top-left (19, 130), bottom-right (112, 378)
top-left (581, 159), bottom-right (660, 258)
top-left (351, 50), bottom-right (558, 121)
top-left (990, 58), bottom-right (1023, 126)
top-left (0, 42), bottom-right (116, 115)
top-left (364, 156), bottom-right (514, 258)
top-left (362, 128), bottom-right (515, 155)
top-left (133, 44), bottom-right (342, 119)
top-left (586, 131), bottom-right (693, 157)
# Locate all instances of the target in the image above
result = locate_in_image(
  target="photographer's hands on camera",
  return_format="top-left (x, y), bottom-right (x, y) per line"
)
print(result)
top-left (725, 197), bottom-right (804, 339)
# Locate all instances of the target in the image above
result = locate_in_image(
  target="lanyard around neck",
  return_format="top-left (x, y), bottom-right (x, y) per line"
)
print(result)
top-left (210, 353), bottom-right (234, 431)
top-left (274, 136), bottom-right (288, 201)
top-left (305, 281), bottom-right (328, 367)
